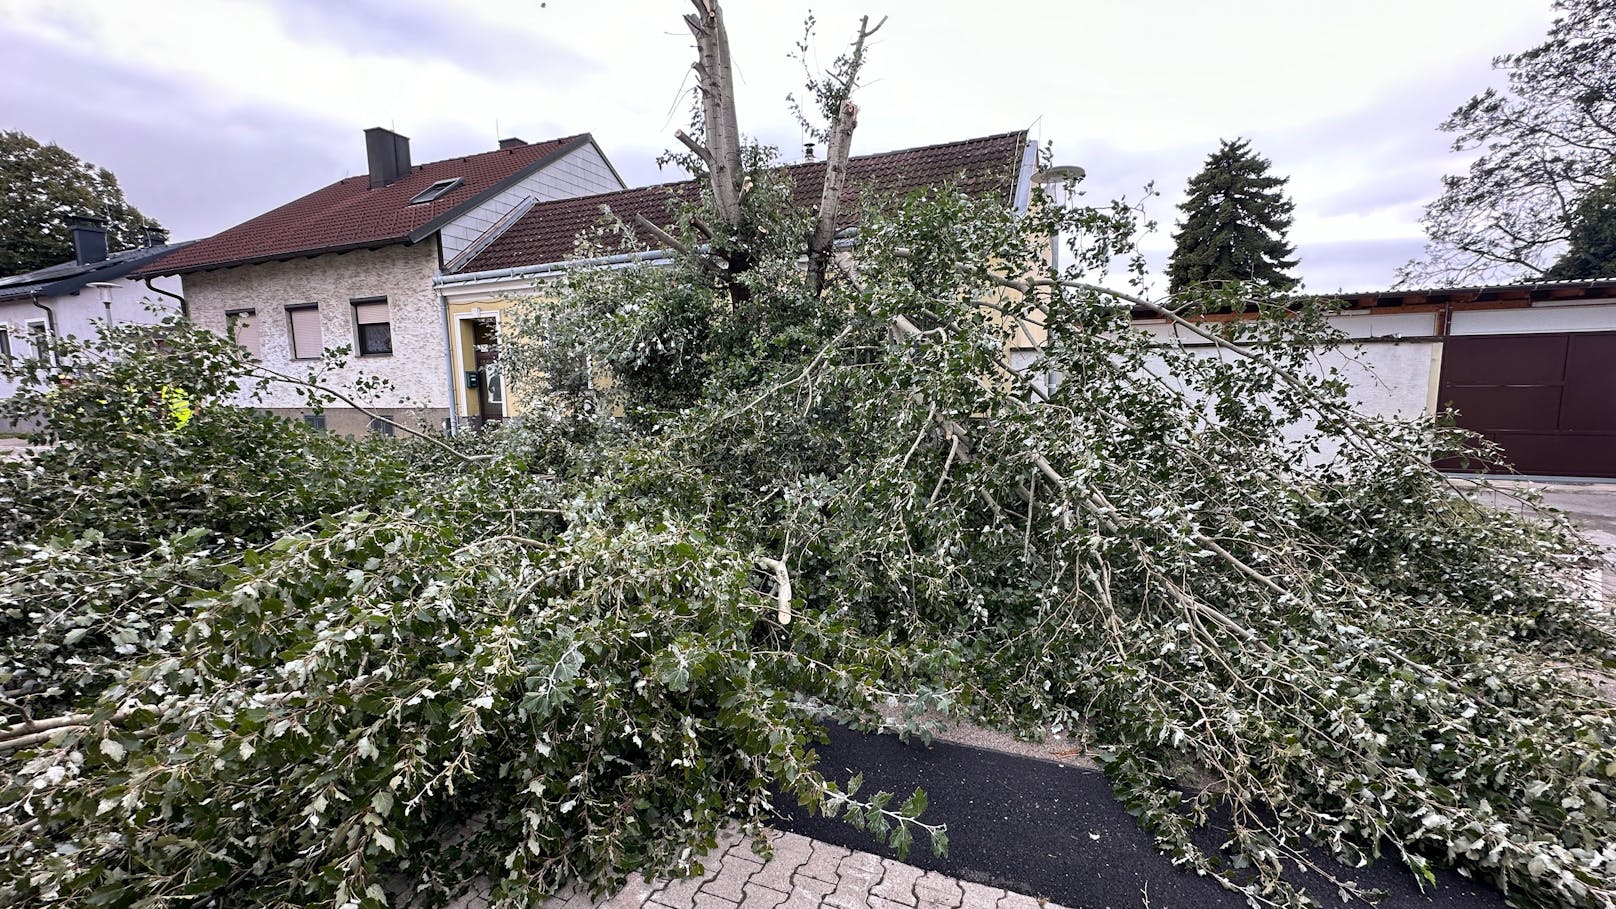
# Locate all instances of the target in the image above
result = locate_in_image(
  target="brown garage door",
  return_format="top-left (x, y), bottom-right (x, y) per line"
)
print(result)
top-left (1437, 331), bottom-right (1616, 478)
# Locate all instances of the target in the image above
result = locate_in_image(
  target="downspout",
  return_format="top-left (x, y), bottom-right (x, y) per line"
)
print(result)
top-left (143, 276), bottom-right (188, 319)
top-left (28, 292), bottom-right (57, 337)
top-left (28, 292), bottom-right (59, 372)
top-left (440, 293), bottom-right (459, 434)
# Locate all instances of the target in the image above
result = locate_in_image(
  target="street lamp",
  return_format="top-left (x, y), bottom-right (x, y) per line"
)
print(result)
top-left (1033, 165), bottom-right (1086, 272)
top-left (87, 282), bottom-right (118, 326)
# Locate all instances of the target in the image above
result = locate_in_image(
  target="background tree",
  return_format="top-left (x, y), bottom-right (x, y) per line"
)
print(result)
top-left (1400, 0), bottom-right (1616, 286)
top-left (1166, 138), bottom-right (1299, 295)
top-left (0, 130), bottom-right (161, 276)
top-left (1546, 177), bottom-right (1616, 278)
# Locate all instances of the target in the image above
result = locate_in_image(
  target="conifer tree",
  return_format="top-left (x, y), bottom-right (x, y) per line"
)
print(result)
top-left (1167, 138), bottom-right (1299, 294)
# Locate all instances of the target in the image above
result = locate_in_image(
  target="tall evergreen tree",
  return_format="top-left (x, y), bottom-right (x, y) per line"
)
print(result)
top-left (1167, 138), bottom-right (1299, 294)
top-left (0, 130), bottom-right (160, 277)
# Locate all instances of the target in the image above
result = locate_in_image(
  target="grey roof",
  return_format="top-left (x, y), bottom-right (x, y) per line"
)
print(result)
top-left (0, 241), bottom-right (194, 302)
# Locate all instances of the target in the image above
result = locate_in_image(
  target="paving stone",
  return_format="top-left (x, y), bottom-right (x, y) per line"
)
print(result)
top-left (796, 840), bottom-right (850, 884)
top-left (748, 833), bottom-right (812, 893)
top-left (723, 836), bottom-right (768, 868)
top-left (914, 870), bottom-right (965, 909)
top-left (997, 892), bottom-right (1046, 909)
top-left (872, 859), bottom-right (923, 906)
top-left (958, 881), bottom-right (1003, 909)
top-left (700, 850), bottom-right (761, 903)
top-left (782, 874), bottom-right (835, 900)
top-left (738, 881), bottom-right (789, 909)
top-left (601, 874), bottom-right (663, 908)
top-left (692, 893), bottom-right (739, 909)
top-left (823, 849), bottom-right (886, 909)
top-left (774, 888), bottom-right (832, 909)
top-left (658, 868), bottom-right (719, 909)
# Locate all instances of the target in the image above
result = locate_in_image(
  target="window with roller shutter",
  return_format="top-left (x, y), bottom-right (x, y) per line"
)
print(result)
top-left (287, 305), bottom-right (322, 360)
top-left (352, 298), bottom-right (392, 356)
top-left (226, 309), bottom-right (260, 358)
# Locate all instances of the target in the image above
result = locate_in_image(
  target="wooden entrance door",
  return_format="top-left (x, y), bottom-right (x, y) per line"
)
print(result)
top-left (1436, 331), bottom-right (1616, 477)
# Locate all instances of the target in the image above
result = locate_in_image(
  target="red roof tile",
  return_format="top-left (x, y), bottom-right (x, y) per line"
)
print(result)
top-left (137, 134), bottom-right (594, 276)
top-left (457, 131), bottom-right (1028, 274)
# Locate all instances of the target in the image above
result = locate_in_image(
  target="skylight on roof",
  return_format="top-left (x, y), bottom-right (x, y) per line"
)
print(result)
top-left (409, 178), bottom-right (463, 205)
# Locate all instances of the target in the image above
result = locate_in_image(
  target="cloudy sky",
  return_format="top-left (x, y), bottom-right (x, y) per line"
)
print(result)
top-left (0, 0), bottom-right (1553, 292)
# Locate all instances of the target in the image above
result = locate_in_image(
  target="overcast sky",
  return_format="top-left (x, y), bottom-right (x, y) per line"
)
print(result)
top-left (0, 0), bottom-right (1554, 292)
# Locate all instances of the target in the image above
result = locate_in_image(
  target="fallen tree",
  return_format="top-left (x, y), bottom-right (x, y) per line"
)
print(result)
top-left (3, 4), bottom-right (1615, 909)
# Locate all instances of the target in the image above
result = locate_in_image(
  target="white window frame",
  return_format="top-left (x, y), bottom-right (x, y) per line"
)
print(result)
top-left (351, 297), bottom-right (393, 357)
top-left (24, 318), bottom-right (52, 365)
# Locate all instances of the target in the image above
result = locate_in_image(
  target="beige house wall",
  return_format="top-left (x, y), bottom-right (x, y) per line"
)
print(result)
top-left (186, 242), bottom-right (450, 433)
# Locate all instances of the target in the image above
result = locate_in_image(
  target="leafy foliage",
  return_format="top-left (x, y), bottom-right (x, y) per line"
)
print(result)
top-left (1401, 0), bottom-right (1616, 285)
top-left (1547, 177), bottom-right (1616, 279)
top-left (1167, 138), bottom-right (1299, 295)
top-left (0, 130), bottom-right (161, 276)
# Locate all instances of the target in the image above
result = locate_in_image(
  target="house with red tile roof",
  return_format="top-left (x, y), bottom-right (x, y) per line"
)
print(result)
top-left (432, 131), bottom-right (1036, 426)
top-left (135, 128), bottom-right (625, 435)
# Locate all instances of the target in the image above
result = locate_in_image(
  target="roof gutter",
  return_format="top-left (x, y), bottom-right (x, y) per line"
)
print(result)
top-left (433, 248), bottom-right (676, 288)
top-left (143, 276), bottom-right (188, 318)
top-left (434, 228), bottom-right (862, 290)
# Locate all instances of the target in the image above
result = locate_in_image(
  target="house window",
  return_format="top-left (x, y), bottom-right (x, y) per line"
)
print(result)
top-left (408, 178), bottom-right (463, 205)
top-left (226, 309), bottom-right (260, 358)
top-left (25, 319), bottom-right (50, 362)
top-left (352, 298), bottom-right (392, 356)
top-left (287, 305), bottom-right (322, 360)
top-left (0, 326), bottom-right (10, 361)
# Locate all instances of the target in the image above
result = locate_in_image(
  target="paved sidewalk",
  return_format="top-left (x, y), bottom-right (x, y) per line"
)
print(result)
top-left (453, 828), bottom-right (1067, 909)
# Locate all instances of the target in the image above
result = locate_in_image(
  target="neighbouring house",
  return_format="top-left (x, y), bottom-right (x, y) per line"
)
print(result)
top-left (0, 216), bottom-right (188, 425)
top-left (133, 128), bottom-right (626, 435)
top-left (1133, 278), bottom-right (1616, 478)
top-left (431, 131), bottom-right (1038, 427)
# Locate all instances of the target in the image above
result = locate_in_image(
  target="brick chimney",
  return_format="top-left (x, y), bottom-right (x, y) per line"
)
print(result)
top-left (364, 127), bottom-right (412, 189)
top-left (67, 215), bottom-right (108, 265)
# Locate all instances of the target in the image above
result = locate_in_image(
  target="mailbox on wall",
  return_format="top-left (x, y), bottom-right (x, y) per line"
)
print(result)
top-left (465, 371), bottom-right (481, 389)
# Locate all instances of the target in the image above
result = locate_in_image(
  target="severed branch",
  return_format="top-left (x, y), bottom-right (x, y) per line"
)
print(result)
top-left (758, 557), bottom-right (793, 625)
top-left (633, 214), bottom-right (732, 279)
top-left (806, 14), bottom-right (886, 299)
top-left (674, 129), bottom-right (715, 169)
top-left (685, 0), bottom-right (744, 229)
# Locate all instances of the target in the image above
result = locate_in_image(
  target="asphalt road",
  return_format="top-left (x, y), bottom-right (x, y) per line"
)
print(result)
top-left (776, 724), bottom-right (1508, 909)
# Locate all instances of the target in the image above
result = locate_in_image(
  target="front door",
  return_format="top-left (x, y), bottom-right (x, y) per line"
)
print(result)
top-left (471, 317), bottom-right (504, 425)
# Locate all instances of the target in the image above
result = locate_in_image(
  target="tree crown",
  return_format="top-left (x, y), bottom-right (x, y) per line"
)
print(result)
top-left (1166, 137), bottom-right (1299, 295)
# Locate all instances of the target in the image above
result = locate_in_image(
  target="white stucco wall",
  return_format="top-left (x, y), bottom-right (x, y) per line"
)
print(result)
top-left (1133, 312), bottom-right (1440, 421)
top-left (439, 142), bottom-right (624, 265)
top-left (1450, 301), bottom-right (1616, 336)
top-left (0, 274), bottom-right (183, 401)
top-left (184, 242), bottom-right (448, 418)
